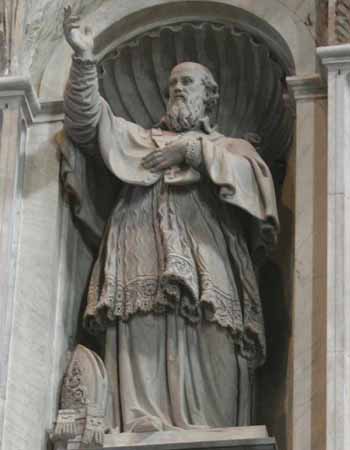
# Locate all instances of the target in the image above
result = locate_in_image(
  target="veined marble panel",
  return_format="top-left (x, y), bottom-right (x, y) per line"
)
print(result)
top-left (0, 82), bottom-right (92, 450)
top-left (290, 94), bottom-right (327, 450)
top-left (317, 44), bottom-right (350, 450)
top-left (1, 121), bottom-right (62, 450)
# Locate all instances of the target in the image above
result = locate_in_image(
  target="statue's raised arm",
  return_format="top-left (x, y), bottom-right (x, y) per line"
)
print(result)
top-left (63, 6), bottom-right (101, 147)
top-left (63, 6), bottom-right (94, 58)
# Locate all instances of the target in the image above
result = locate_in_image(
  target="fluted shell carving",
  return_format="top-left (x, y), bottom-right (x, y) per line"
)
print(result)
top-left (335, 0), bottom-right (350, 43)
top-left (98, 22), bottom-right (294, 189)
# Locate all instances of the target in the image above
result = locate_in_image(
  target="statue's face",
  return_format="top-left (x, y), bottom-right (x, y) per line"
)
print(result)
top-left (168, 65), bottom-right (206, 112)
top-left (165, 63), bottom-right (207, 131)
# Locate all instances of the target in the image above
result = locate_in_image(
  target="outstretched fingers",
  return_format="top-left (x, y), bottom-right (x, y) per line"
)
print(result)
top-left (63, 5), bottom-right (72, 19)
top-left (63, 5), bottom-right (80, 27)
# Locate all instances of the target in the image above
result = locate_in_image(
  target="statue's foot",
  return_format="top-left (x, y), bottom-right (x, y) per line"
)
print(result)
top-left (126, 415), bottom-right (165, 433)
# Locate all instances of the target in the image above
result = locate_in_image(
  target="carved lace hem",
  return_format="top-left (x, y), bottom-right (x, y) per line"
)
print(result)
top-left (85, 278), bottom-right (266, 365)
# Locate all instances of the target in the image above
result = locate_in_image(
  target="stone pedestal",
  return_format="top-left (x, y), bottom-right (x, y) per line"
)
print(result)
top-left (104, 439), bottom-right (276, 450)
top-left (103, 427), bottom-right (276, 450)
top-left (52, 427), bottom-right (276, 450)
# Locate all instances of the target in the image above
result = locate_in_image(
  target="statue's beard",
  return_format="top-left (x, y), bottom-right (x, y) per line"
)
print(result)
top-left (163, 96), bottom-right (205, 132)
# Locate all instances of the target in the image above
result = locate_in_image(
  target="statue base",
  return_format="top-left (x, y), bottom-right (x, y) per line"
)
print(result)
top-left (103, 426), bottom-right (277, 450)
top-left (55, 425), bottom-right (277, 449)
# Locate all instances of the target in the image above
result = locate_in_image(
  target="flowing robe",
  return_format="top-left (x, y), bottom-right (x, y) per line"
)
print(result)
top-left (62, 57), bottom-right (279, 432)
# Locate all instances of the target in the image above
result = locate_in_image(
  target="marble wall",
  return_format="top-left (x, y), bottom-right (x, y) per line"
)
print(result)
top-left (2, 120), bottom-right (62, 450)
top-left (0, 97), bottom-right (23, 445)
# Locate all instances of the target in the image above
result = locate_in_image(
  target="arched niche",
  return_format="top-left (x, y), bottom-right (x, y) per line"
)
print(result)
top-left (94, 1), bottom-right (295, 71)
top-left (48, 2), bottom-right (296, 448)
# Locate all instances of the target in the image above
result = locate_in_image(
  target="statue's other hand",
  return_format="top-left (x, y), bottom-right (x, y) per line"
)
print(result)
top-left (141, 141), bottom-right (187, 172)
top-left (63, 5), bottom-right (94, 56)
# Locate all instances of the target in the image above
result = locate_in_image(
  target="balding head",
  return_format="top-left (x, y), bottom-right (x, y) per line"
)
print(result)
top-left (170, 62), bottom-right (214, 81)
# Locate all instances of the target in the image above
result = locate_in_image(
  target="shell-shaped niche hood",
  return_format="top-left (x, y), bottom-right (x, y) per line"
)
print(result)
top-left (96, 3), bottom-right (295, 190)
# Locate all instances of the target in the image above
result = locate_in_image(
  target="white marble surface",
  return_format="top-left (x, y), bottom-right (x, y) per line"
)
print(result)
top-left (0, 121), bottom-right (63, 450)
top-left (285, 76), bottom-right (328, 450)
top-left (0, 115), bottom-right (84, 450)
top-left (0, 84), bottom-right (92, 450)
top-left (0, 99), bottom-right (24, 448)
top-left (317, 44), bottom-right (350, 450)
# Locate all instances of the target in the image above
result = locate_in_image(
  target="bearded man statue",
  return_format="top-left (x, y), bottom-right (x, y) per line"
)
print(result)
top-left (60, 7), bottom-right (279, 434)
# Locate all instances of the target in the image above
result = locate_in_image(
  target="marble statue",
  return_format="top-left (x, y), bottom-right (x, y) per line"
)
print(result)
top-left (60, 5), bottom-right (279, 436)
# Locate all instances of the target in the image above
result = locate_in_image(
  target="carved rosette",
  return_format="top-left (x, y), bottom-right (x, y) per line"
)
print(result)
top-left (61, 360), bottom-right (89, 410)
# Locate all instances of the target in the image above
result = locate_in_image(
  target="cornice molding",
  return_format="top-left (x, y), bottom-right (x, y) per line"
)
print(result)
top-left (0, 76), bottom-right (41, 123)
top-left (0, 76), bottom-right (64, 123)
top-left (317, 44), bottom-right (350, 69)
top-left (287, 74), bottom-right (327, 100)
top-left (38, 100), bottom-right (64, 123)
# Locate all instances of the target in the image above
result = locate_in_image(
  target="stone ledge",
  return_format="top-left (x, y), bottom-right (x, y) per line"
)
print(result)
top-left (0, 76), bottom-right (41, 122)
top-left (0, 76), bottom-right (64, 124)
top-left (317, 44), bottom-right (350, 68)
top-left (102, 427), bottom-right (276, 450)
top-left (287, 74), bottom-right (327, 100)
top-left (103, 438), bottom-right (276, 450)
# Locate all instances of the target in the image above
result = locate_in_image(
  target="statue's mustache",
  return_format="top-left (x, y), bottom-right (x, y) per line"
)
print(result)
top-left (169, 95), bottom-right (188, 106)
top-left (172, 93), bottom-right (186, 100)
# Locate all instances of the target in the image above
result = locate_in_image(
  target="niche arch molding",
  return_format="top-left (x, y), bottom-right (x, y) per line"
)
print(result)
top-left (93, 1), bottom-right (295, 73)
top-left (39, 2), bottom-right (297, 446)
top-left (38, 0), bottom-right (316, 98)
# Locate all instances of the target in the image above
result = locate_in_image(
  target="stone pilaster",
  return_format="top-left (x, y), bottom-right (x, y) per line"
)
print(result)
top-left (318, 43), bottom-right (350, 450)
top-left (0, 77), bottom-right (40, 442)
top-left (286, 74), bottom-right (328, 450)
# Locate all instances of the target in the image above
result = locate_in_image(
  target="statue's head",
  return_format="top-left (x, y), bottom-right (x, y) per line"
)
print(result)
top-left (164, 62), bottom-right (219, 132)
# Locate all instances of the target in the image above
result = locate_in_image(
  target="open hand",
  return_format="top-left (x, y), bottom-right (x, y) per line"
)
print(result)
top-left (63, 6), bottom-right (94, 56)
top-left (142, 139), bottom-right (187, 172)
